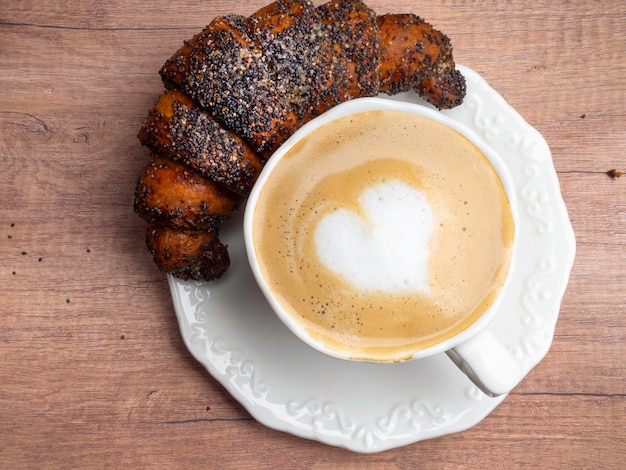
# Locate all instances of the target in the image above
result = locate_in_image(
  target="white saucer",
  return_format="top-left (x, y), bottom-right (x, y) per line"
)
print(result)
top-left (168, 65), bottom-right (576, 453)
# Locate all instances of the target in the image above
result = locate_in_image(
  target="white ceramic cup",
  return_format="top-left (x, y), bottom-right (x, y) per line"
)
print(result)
top-left (244, 97), bottom-right (523, 397)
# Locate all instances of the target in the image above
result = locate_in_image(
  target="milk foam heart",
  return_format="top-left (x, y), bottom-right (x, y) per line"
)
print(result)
top-left (314, 180), bottom-right (434, 292)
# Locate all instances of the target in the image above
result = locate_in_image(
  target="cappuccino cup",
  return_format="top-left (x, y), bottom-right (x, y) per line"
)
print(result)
top-left (244, 98), bottom-right (522, 396)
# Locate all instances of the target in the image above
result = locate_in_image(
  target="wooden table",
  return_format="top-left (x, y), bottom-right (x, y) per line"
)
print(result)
top-left (1, 1), bottom-right (624, 467)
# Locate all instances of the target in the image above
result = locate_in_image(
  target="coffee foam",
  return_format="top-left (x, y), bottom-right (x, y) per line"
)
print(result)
top-left (252, 110), bottom-right (514, 361)
top-left (314, 180), bottom-right (434, 293)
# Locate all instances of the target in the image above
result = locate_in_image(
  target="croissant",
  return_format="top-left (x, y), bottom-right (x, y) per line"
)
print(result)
top-left (135, 0), bottom-right (466, 281)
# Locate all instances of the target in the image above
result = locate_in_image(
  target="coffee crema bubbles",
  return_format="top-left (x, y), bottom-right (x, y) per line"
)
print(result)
top-left (252, 110), bottom-right (515, 361)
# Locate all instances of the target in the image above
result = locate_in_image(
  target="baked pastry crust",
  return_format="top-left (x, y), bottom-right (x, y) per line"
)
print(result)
top-left (135, 0), bottom-right (466, 281)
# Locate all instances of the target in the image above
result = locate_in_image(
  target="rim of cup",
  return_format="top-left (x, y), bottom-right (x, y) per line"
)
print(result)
top-left (244, 97), bottom-right (519, 363)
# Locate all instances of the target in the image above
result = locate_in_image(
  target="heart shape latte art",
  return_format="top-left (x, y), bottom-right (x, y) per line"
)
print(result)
top-left (314, 180), bottom-right (434, 293)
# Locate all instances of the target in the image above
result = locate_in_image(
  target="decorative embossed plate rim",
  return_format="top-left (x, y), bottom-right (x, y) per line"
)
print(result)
top-left (168, 65), bottom-right (576, 453)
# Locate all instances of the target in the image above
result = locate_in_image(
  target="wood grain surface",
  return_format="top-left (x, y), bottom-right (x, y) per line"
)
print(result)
top-left (1, 1), bottom-right (624, 468)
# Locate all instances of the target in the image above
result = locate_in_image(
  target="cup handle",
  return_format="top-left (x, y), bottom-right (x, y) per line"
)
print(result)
top-left (445, 329), bottom-right (523, 397)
